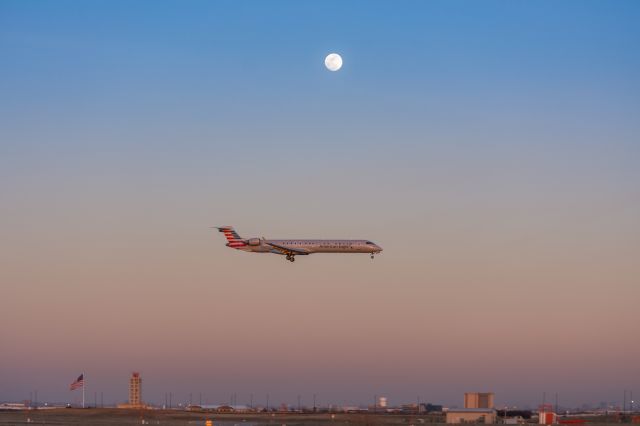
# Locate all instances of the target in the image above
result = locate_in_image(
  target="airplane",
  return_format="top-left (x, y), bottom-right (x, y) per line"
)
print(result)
top-left (215, 226), bottom-right (383, 262)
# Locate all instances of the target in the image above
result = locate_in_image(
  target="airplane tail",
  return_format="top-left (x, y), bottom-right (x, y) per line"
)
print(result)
top-left (216, 226), bottom-right (247, 248)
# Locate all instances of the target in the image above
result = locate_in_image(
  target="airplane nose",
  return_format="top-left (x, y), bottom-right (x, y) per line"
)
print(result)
top-left (376, 244), bottom-right (383, 252)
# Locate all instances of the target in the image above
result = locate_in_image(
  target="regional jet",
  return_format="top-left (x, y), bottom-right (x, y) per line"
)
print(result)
top-left (215, 226), bottom-right (383, 262)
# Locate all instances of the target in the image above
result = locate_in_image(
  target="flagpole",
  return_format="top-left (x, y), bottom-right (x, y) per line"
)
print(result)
top-left (82, 372), bottom-right (85, 408)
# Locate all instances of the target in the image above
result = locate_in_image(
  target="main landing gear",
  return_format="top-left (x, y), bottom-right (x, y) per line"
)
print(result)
top-left (286, 254), bottom-right (295, 262)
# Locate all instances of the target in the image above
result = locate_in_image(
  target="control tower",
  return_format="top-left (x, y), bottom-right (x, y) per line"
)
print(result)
top-left (129, 372), bottom-right (142, 407)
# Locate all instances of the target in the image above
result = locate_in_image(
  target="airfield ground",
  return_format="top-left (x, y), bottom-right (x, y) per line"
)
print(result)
top-left (0, 409), bottom-right (627, 426)
top-left (0, 409), bottom-right (436, 426)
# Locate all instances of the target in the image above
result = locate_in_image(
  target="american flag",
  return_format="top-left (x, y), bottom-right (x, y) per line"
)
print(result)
top-left (69, 374), bottom-right (84, 390)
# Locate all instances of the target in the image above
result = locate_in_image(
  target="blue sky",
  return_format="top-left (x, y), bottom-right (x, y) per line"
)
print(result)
top-left (1, 1), bottom-right (639, 407)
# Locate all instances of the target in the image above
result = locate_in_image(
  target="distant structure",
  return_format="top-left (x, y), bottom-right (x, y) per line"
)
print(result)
top-left (447, 392), bottom-right (497, 424)
top-left (446, 408), bottom-right (497, 424)
top-left (189, 405), bottom-right (252, 413)
top-left (465, 392), bottom-right (495, 409)
top-left (0, 402), bottom-right (30, 411)
top-left (378, 397), bottom-right (388, 408)
top-left (129, 372), bottom-right (142, 406)
top-left (538, 404), bottom-right (557, 425)
top-left (117, 372), bottom-right (146, 409)
top-left (421, 403), bottom-right (443, 413)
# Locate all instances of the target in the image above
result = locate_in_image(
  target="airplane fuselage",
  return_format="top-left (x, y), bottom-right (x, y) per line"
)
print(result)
top-left (216, 227), bottom-right (383, 262)
top-left (238, 239), bottom-right (381, 254)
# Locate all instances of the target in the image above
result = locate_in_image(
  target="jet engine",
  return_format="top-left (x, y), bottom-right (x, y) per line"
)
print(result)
top-left (247, 238), bottom-right (261, 246)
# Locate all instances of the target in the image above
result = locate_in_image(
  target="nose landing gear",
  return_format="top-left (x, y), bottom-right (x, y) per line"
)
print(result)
top-left (371, 253), bottom-right (375, 259)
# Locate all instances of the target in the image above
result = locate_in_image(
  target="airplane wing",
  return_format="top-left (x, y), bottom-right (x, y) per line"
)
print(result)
top-left (265, 242), bottom-right (310, 255)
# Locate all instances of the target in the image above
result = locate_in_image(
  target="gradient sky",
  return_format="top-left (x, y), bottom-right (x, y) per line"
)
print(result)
top-left (1, 0), bottom-right (639, 408)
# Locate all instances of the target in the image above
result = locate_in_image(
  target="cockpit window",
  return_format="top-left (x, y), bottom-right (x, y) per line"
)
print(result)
top-left (366, 241), bottom-right (374, 245)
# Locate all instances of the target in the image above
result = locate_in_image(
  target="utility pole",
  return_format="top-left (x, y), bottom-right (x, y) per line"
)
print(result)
top-left (266, 394), bottom-right (269, 411)
top-left (250, 393), bottom-right (253, 409)
top-left (169, 392), bottom-right (172, 409)
top-left (313, 394), bottom-right (317, 412)
top-left (297, 394), bottom-right (301, 412)
top-left (101, 392), bottom-right (103, 408)
top-left (199, 392), bottom-right (202, 406)
top-left (34, 390), bottom-right (38, 408)
top-left (94, 392), bottom-right (97, 408)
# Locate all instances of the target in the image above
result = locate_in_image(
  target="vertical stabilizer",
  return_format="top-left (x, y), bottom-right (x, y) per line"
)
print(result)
top-left (216, 226), bottom-right (246, 248)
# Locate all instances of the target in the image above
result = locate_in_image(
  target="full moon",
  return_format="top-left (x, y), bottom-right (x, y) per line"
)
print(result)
top-left (324, 53), bottom-right (343, 71)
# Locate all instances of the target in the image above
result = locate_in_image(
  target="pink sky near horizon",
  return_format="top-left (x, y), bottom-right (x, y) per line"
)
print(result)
top-left (2, 188), bottom-right (638, 406)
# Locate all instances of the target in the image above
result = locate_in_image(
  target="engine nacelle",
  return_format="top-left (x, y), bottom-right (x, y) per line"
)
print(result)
top-left (247, 238), bottom-right (261, 246)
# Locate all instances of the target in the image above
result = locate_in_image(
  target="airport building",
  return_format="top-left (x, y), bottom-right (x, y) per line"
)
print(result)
top-left (465, 392), bottom-right (495, 409)
top-left (446, 408), bottom-right (497, 424)
top-left (445, 392), bottom-right (496, 423)
top-left (538, 404), bottom-right (557, 425)
top-left (117, 372), bottom-right (146, 409)
top-left (129, 372), bottom-right (142, 406)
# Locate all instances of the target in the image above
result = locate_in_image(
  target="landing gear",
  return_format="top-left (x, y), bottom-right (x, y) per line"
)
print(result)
top-left (286, 254), bottom-right (295, 262)
top-left (371, 253), bottom-right (375, 259)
